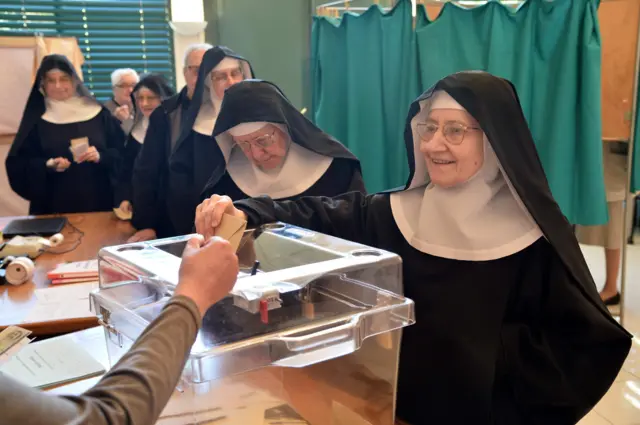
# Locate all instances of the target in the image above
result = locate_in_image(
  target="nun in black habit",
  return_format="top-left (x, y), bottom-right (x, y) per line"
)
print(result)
top-left (166, 46), bottom-right (254, 235)
top-left (116, 73), bottom-right (174, 215)
top-left (199, 79), bottom-right (365, 202)
top-left (195, 72), bottom-right (632, 424)
top-left (6, 54), bottom-right (125, 215)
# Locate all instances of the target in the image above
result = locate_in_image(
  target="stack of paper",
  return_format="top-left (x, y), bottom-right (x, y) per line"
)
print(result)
top-left (0, 337), bottom-right (105, 389)
top-left (47, 259), bottom-right (98, 284)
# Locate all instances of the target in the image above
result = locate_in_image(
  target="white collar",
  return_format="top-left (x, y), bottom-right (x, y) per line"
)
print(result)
top-left (131, 116), bottom-right (149, 143)
top-left (390, 94), bottom-right (542, 261)
top-left (41, 96), bottom-right (102, 124)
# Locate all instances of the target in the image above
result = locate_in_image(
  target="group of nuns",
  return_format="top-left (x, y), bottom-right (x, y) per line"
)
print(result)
top-left (5, 46), bottom-right (633, 424)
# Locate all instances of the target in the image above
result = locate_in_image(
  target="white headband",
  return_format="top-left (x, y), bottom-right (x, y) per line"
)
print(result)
top-left (227, 121), bottom-right (269, 137)
top-left (214, 57), bottom-right (241, 72)
top-left (429, 90), bottom-right (466, 111)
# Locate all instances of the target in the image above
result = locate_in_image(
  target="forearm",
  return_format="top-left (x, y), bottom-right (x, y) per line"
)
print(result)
top-left (0, 295), bottom-right (201, 425)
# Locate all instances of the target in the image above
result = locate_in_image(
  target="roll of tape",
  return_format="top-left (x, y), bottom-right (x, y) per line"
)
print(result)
top-left (6, 257), bottom-right (35, 285)
top-left (50, 233), bottom-right (64, 247)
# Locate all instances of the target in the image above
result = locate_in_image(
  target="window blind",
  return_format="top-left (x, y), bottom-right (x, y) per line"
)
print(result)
top-left (0, 0), bottom-right (175, 101)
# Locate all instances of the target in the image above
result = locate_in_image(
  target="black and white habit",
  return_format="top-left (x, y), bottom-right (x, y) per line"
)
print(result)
top-left (202, 79), bottom-right (365, 200)
top-left (230, 71), bottom-right (632, 424)
top-left (6, 54), bottom-right (125, 215)
top-left (116, 73), bottom-right (174, 206)
top-left (166, 46), bottom-right (254, 235)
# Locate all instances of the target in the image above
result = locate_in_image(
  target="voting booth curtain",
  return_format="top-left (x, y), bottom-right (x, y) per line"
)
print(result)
top-left (311, 0), bottom-right (607, 226)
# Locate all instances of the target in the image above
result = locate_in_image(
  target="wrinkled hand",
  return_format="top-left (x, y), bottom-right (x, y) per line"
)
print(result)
top-left (195, 195), bottom-right (247, 240)
top-left (47, 157), bottom-right (71, 172)
top-left (127, 228), bottom-right (157, 243)
top-left (114, 105), bottom-right (130, 122)
top-left (77, 146), bottom-right (100, 163)
top-left (175, 235), bottom-right (239, 317)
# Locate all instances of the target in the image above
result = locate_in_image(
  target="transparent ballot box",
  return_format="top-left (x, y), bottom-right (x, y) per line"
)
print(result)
top-left (91, 223), bottom-right (415, 425)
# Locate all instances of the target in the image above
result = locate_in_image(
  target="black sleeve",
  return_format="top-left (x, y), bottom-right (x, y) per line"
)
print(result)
top-left (114, 136), bottom-right (138, 205)
top-left (97, 109), bottom-right (126, 207)
top-left (347, 166), bottom-right (367, 194)
top-left (5, 125), bottom-right (49, 204)
top-left (132, 108), bottom-right (168, 231)
top-left (99, 109), bottom-right (125, 171)
top-left (235, 191), bottom-right (376, 246)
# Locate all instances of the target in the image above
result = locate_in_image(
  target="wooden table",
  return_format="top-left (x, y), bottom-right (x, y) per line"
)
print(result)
top-left (0, 212), bottom-right (134, 335)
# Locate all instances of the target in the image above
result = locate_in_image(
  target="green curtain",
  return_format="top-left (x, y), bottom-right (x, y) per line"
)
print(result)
top-left (311, 0), bottom-right (607, 225)
top-left (415, 0), bottom-right (607, 225)
top-left (311, 0), bottom-right (421, 193)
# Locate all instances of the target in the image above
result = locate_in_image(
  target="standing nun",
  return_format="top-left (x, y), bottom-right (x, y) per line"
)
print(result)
top-left (129, 43), bottom-right (212, 242)
top-left (195, 71), bottom-right (632, 424)
top-left (116, 73), bottom-right (174, 216)
top-left (197, 79), bottom-right (365, 203)
top-left (6, 54), bottom-right (125, 215)
top-left (167, 46), bottom-right (253, 235)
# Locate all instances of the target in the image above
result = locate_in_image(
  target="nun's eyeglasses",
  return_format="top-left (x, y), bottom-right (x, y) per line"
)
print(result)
top-left (235, 129), bottom-right (277, 151)
top-left (416, 122), bottom-right (481, 145)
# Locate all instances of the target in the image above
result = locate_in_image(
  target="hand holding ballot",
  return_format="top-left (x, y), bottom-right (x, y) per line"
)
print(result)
top-left (175, 235), bottom-right (239, 317)
top-left (195, 194), bottom-right (248, 241)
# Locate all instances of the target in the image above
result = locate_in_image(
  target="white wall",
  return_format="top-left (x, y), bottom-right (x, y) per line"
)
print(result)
top-left (170, 0), bottom-right (207, 90)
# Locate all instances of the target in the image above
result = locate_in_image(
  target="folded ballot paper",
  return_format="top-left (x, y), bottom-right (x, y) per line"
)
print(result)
top-left (214, 213), bottom-right (247, 252)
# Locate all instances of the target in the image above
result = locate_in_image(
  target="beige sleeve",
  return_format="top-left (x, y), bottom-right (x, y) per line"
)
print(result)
top-left (0, 295), bottom-right (202, 425)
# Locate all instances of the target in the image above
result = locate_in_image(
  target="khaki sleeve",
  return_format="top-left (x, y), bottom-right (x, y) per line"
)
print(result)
top-left (0, 295), bottom-right (201, 425)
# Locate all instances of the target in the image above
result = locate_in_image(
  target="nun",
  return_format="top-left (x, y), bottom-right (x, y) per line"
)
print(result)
top-left (195, 72), bottom-right (632, 424)
top-left (166, 46), bottom-right (254, 235)
top-left (129, 43), bottom-right (212, 242)
top-left (200, 79), bottom-right (365, 203)
top-left (6, 54), bottom-right (125, 215)
top-left (116, 74), bottom-right (174, 216)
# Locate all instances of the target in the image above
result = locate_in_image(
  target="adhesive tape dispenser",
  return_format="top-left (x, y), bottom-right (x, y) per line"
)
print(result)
top-left (0, 256), bottom-right (35, 285)
top-left (0, 233), bottom-right (64, 259)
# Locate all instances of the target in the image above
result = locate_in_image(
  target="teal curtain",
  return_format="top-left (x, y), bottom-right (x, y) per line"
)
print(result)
top-left (416, 0), bottom-right (606, 225)
top-left (311, 0), bottom-right (421, 193)
top-left (311, 0), bottom-right (607, 225)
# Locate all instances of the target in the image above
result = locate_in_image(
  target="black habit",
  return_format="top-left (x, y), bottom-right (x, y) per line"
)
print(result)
top-left (6, 54), bottom-right (125, 215)
top-left (116, 74), bottom-right (174, 206)
top-left (167, 46), bottom-right (254, 235)
top-left (131, 85), bottom-right (191, 238)
top-left (232, 72), bottom-right (632, 424)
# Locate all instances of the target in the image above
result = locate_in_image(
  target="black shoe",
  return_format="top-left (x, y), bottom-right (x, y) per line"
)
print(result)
top-left (603, 292), bottom-right (621, 306)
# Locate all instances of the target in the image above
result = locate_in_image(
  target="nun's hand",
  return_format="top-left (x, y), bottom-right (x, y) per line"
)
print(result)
top-left (47, 157), bottom-right (71, 172)
top-left (195, 195), bottom-right (247, 240)
top-left (77, 146), bottom-right (100, 163)
top-left (114, 105), bottom-right (130, 122)
top-left (128, 228), bottom-right (157, 243)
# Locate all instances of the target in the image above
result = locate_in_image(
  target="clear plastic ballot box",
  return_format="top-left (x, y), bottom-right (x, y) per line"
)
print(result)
top-left (90, 223), bottom-right (415, 425)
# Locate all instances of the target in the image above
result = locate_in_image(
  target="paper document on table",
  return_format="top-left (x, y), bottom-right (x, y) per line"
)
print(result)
top-left (0, 337), bottom-right (105, 389)
top-left (24, 282), bottom-right (98, 323)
